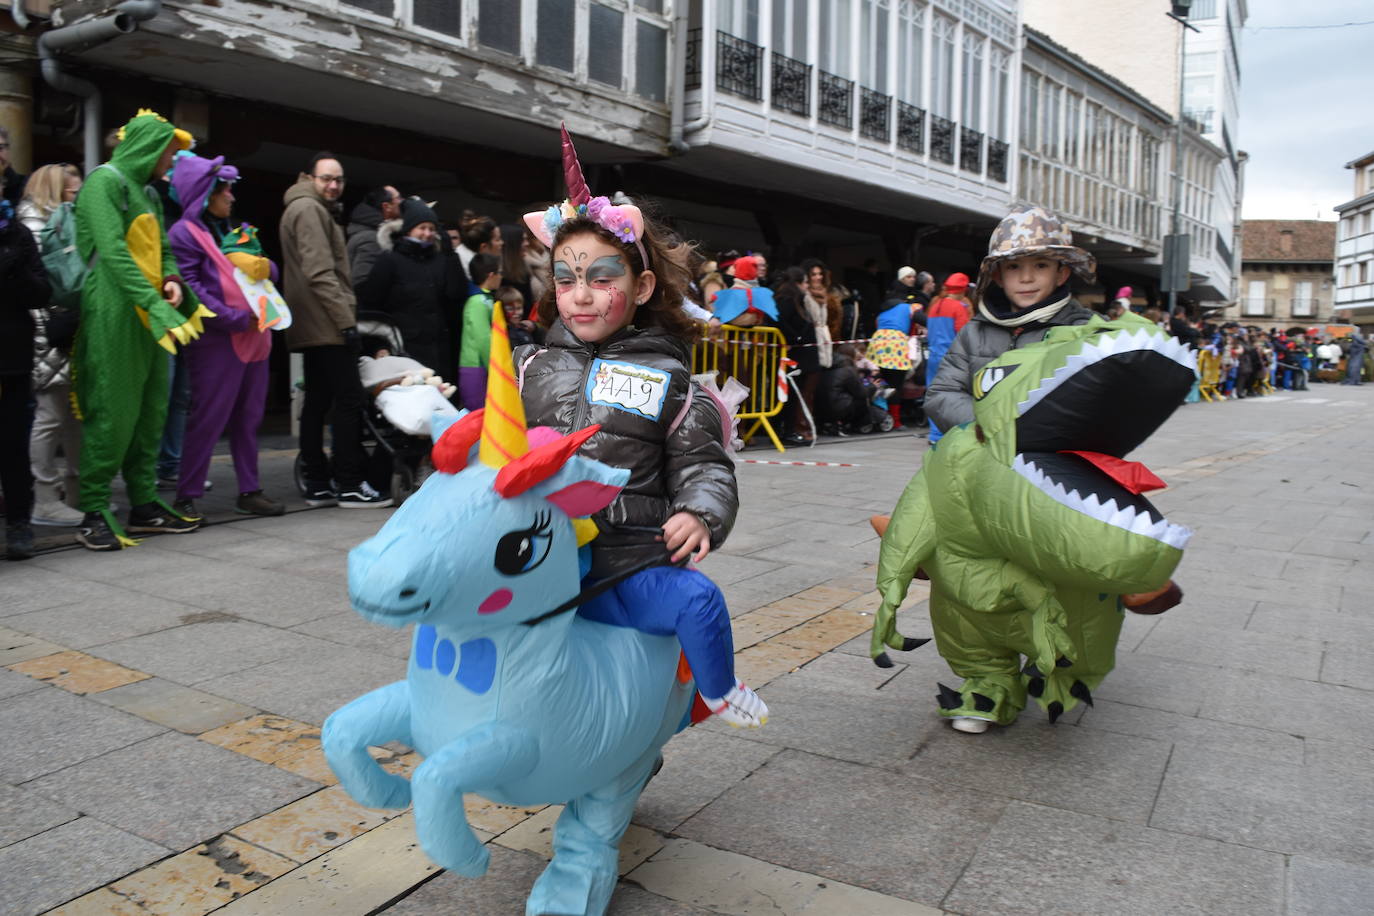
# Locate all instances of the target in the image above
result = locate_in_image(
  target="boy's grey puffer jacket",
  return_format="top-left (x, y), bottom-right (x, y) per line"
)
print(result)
top-left (924, 295), bottom-right (1095, 433)
top-left (516, 320), bottom-right (737, 578)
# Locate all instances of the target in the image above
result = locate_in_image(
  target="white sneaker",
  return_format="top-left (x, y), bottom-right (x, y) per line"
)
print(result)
top-left (337, 481), bottom-right (393, 509)
top-left (703, 680), bottom-right (768, 728)
top-left (31, 500), bottom-right (85, 527)
top-left (950, 716), bottom-right (991, 734)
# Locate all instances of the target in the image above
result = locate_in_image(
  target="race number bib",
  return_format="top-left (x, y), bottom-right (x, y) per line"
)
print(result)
top-left (585, 359), bottom-right (670, 420)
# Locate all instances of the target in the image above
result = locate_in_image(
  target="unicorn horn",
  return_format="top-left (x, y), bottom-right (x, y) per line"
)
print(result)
top-left (561, 123), bottom-right (591, 207)
top-left (479, 305), bottom-right (530, 467)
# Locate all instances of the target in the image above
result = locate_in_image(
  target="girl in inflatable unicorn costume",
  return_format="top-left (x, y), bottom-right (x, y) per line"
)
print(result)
top-left (515, 126), bottom-right (766, 726)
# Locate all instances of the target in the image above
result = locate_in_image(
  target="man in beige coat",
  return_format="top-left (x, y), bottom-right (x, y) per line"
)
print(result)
top-left (280, 151), bottom-right (389, 508)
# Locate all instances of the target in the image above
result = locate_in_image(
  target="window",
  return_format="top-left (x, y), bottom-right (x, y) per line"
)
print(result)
top-left (717, 0), bottom-right (760, 42)
top-left (1021, 72), bottom-right (1040, 152)
top-left (930, 15), bottom-right (955, 118)
top-left (1191, 0), bottom-right (1218, 19)
top-left (988, 46), bottom-right (1010, 140)
top-left (1063, 91), bottom-right (1081, 166)
top-left (861, 0), bottom-right (891, 93)
top-left (1245, 279), bottom-right (1266, 316)
top-left (960, 31), bottom-right (983, 129)
top-left (344, 0), bottom-right (392, 15)
top-left (771, 0), bottom-right (808, 58)
top-left (536, 0), bottom-right (575, 71)
top-left (1293, 280), bottom-right (1314, 317)
top-left (897, 1), bottom-right (925, 105)
top-left (1364, 211), bottom-right (1373, 234)
top-left (820, 0), bottom-right (854, 77)
top-left (413, 0), bottom-right (460, 35)
top-left (589, 3), bottom-right (624, 87)
top-left (1362, 262), bottom-right (1370, 284)
top-left (479, 0), bottom-right (520, 52)
top-left (1183, 51), bottom-right (1216, 132)
top-left (635, 20), bottom-right (668, 101)
top-left (1041, 79), bottom-right (1059, 159)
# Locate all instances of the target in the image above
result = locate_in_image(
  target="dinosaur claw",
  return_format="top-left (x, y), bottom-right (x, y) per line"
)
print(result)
top-left (1023, 663), bottom-right (1043, 679)
top-left (971, 692), bottom-right (995, 713)
top-left (1055, 656), bottom-right (1074, 668)
top-left (1047, 701), bottom-right (1064, 724)
top-left (902, 637), bottom-right (931, 651)
top-left (936, 682), bottom-right (962, 710)
top-left (1069, 680), bottom-right (1094, 707)
top-left (1027, 677), bottom-right (1045, 698)
top-left (874, 652), bottom-right (894, 668)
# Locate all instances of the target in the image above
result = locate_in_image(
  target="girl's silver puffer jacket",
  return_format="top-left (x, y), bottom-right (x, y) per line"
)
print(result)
top-left (19, 200), bottom-right (71, 391)
top-left (516, 320), bottom-right (738, 579)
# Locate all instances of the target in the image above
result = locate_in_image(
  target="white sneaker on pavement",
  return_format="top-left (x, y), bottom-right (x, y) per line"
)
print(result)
top-left (703, 680), bottom-right (768, 728)
top-left (31, 500), bottom-right (85, 527)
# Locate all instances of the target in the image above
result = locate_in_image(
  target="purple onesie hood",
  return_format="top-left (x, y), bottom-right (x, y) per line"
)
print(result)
top-left (170, 153), bottom-right (240, 224)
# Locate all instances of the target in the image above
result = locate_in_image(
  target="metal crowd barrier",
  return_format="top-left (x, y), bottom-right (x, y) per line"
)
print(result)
top-left (692, 324), bottom-right (790, 452)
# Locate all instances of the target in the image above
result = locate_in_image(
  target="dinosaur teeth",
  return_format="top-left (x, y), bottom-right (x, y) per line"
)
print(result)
top-left (1011, 456), bottom-right (1190, 548)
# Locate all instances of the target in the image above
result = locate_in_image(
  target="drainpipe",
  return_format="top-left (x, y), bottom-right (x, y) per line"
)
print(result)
top-left (669, 1), bottom-right (711, 154)
top-left (10, 0), bottom-right (31, 30)
top-left (38, 1), bottom-right (162, 176)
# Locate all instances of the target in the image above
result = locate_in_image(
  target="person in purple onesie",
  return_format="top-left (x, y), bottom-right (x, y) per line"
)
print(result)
top-left (167, 153), bottom-right (286, 518)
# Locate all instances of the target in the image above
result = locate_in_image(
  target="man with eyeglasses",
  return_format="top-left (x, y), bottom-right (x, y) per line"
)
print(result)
top-left (280, 151), bottom-right (389, 509)
top-left (346, 184), bottom-right (402, 288)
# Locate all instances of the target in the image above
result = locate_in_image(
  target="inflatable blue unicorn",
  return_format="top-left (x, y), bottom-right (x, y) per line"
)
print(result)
top-left (323, 321), bottom-right (694, 916)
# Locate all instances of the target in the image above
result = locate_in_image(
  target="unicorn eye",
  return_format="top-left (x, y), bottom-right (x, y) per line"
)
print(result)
top-left (495, 511), bottom-right (554, 576)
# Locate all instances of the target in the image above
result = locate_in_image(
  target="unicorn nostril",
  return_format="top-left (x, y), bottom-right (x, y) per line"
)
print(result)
top-left (400, 588), bottom-right (418, 599)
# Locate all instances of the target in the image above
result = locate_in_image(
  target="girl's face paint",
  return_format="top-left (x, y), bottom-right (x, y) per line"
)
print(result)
top-left (552, 231), bottom-right (655, 343)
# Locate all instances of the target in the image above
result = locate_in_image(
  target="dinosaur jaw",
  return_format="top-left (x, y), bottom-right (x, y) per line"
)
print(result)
top-left (1014, 330), bottom-right (1197, 457)
top-left (1012, 452), bottom-right (1192, 550)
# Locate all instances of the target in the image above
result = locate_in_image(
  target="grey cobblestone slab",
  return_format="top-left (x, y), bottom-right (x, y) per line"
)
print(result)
top-left (1166, 591), bottom-right (1258, 629)
top-left (1151, 745), bottom-right (1374, 866)
top-left (0, 688), bottom-right (165, 783)
top-left (120, 561), bottom-right (351, 627)
top-left (1319, 644), bottom-right (1374, 690)
top-left (1249, 601), bottom-right (1374, 644)
top-left (0, 816), bottom-right (170, 916)
top-left (695, 553), bottom-right (784, 586)
top-left (943, 801), bottom-right (1283, 916)
top-left (678, 749), bottom-right (1004, 905)
top-left (0, 566), bottom-right (111, 617)
top-left (3, 590), bottom-right (208, 650)
top-left (635, 725), bottom-right (781, 834)
top-left (196, 642), bottom-right (407, 726)
top-left (905, 718), bottom-right (1171, 825)
top-left (290, 611), bottom-right (414, 660)
top-left (1202, 667), bottom-right (1374, 747)
top-left (1135, 617), bottom-right (1324, 680)
top-left (91, 677), bottom-right (258, 734)
top-left (1303, 738), bottom-right (1374, 777)
top-left (94, 618), bottom-right (329, 685)
top-left (23, 731), bottom-right (319, 851)
top-left (1076, 699), bottom-right (1305, 764)
top-left (1288, 856), bottom-right (1374, 916)
top-left (0, 781), bottom-right (78, 848)
top-left (1089, 652), bottom-right (1217, 716)
top-left (0, 666), bottom-right (45, 700)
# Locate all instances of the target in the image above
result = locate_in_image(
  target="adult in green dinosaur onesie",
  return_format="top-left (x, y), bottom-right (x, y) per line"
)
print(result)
top-left (73, 109), bottom-right (215, 550)
top-left (872, 314), bottom-right (1197, 732)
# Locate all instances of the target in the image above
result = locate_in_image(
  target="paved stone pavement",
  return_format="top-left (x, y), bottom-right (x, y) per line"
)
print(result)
top-left (2, 385), bottom-right (1373, 915)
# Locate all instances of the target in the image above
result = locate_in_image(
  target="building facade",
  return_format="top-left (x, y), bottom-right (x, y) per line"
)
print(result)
top-left (1333, 150), bottom-right (1374, 330)
top-left (1232, 219), bottom-right (1335, 327)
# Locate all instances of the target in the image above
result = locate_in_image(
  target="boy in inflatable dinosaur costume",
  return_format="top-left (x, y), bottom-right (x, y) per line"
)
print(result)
top-left (73, 109), bottom-right (215, 549)
top-left (871, 212), bottom-right (1198, 733)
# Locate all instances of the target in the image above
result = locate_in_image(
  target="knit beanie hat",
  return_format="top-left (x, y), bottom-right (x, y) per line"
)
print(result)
top-left (400, 198), bottom-right (439, 236)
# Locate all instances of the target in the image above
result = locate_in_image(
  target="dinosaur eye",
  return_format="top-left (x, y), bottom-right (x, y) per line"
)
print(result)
top-left (495, 511), bottom-right (554, 576)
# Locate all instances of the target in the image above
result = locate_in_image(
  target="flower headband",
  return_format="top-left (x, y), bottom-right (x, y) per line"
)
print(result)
top-left (523, 124), bottom-right (649, 269)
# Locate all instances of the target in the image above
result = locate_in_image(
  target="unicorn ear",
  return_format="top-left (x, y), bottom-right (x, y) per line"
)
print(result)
top-left (535, 454), bottom-right (630, 518)
top-left (524, 210), bottom-right (553, 248)
top-left (620, 204), bottom-right (645, 248)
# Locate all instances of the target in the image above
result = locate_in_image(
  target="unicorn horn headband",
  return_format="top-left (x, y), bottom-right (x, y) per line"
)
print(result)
top-left (523, 124), bottom-right (649, 269)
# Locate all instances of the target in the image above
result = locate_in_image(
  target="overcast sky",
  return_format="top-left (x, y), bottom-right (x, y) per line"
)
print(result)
top-left (1239, 0), bottom-right (1374, 220)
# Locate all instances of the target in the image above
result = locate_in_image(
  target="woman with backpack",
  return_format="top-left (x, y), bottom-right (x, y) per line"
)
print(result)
top-left (19, 164), bottom-right (85, 527)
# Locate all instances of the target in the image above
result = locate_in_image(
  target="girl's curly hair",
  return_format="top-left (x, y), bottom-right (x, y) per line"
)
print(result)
top-left (535, 207), bottom-right (699, 343)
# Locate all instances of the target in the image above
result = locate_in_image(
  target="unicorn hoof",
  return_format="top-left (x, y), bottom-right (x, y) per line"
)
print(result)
top-left (437, 842), bottom-right (491, 878)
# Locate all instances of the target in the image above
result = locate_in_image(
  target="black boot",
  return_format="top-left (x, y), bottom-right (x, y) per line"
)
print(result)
top-left (5, 523), bottom-right (35, 561)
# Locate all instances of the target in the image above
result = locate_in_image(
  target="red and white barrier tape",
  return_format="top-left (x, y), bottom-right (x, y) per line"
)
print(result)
top-left (741, 459), bottom-right (861, 468)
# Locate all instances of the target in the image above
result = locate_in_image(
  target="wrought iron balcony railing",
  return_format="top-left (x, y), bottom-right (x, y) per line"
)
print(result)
top-left (960, 127), bottom-right (983, 174)
top-left (818, 70), bottom-right (854, 130)
top-left (897, 102), bottom-right (925, 154)
top-left (987, 138), bottom-right (1009, 183)
top-left (716, 31), bottom-right (762, 101)
top-left (930, 115), bottom-right (955, 165)
top-left (1240, 298), bottom-right (1275, 316)
top-left (686, 27), bottom-right (701, 90)
top-left (860, 88), bottom-right (891, 142)
top-left (771, 52), bottom-right (810, 117)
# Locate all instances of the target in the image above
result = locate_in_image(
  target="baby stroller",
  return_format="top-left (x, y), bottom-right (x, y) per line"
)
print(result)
top-left (293, 312), bottom-right (456, 506)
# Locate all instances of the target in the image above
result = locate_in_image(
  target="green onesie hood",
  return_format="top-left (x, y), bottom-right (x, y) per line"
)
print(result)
top-left (111, 109), bottom-right (194, 184)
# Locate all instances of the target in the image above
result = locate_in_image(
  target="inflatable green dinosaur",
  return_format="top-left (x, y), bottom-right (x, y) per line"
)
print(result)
top-left (873, 314), bottom-right (1196, 730)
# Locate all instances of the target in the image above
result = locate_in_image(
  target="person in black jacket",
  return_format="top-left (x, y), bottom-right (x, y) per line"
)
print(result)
top-left (0, 182), bottom-right (52, 559)
top-left (359, 198), bottom-right (467, 381)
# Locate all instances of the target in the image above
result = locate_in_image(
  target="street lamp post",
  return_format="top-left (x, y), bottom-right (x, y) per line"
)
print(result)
top-left (1164, 2), bottom-right (1201, 317)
